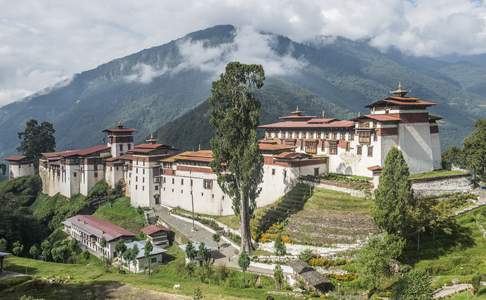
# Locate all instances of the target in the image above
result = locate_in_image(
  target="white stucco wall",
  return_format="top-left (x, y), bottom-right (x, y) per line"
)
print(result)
top-left (159, 161), bottom-right (327, 216)
top-left (129, 159), bottom-right (159, 208)
top-left (431, 133), bottom-right (442, 170)
top-left (80, 162), bottom-right (105, 196)
top-left (8, 162), bottom-right (35, 179)
top-left (397, 123), bottom-right (434, 174)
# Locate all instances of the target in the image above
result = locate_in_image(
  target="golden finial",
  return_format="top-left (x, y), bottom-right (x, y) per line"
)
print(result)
top-left (117, 120), bottom-right (123, 128)
top-left (391, 81), bottom-right (408, 97)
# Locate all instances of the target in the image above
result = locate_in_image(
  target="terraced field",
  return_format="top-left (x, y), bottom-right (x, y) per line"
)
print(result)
top-left (216, 184), bottom-right (378, 247)
top-left (283, 188), bottom-right (377, 246)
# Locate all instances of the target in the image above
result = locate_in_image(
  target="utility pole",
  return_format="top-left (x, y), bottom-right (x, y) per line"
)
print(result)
top-left (190, 170), bottom-right (196, 232)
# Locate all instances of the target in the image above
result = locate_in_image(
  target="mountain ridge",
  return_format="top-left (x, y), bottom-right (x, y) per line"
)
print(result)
top-left (1, 24), bottom-right (485, 157)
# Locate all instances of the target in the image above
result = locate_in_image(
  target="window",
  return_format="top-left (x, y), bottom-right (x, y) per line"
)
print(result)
top-left (325, 132), bottom-right (329, 139)
top-left (181, 179), bottom-right (184, 185)
top-left (155, 185), bottom-right (159, 191)
top-left (135, 185), bottom-right (138, 190)
top-left (172, 178), bottom-right (175, 184)
top-left (314, 168), bottom-right (319, 176)
top-left (368, 146), bottom-right (373, 157)
top-left (203, 179), bottom-right (213, 190)
top-left (142, 177), bottom-right (145, 183)
top-left (346, 142), bottom-right (350, 152)
top-left (329, 141), bottom-right (338, 155)
top-left (151, 257), bottom-right (157, 263)
top-left (358, 131), bottom-right (371, 144)
top-left (272, 169), bottom-right (275, 175)
top-left (181, 189), bottom-right (183, 194)
top-left (357, 145), bottom-right (362, 155)
top-left (142, 186), bottom-right (144, 191)
top-left (143, 169), bottom-right (145, 175)
top-left (73, 172), bottom-right (77, 177)
top-left (283, 169), bottom-right (287, 180)
top-left (349, 132), bottom-right (354, 141)
top-left (119, 144), bottom-right (124, 152)
top-left (135, 176), bottom-right (138, 182)
top-left (128, 144), bottom-right (131, 150)
top-left (94, 171), bottom-right (98, 178)
top-left (162, 177), bottom-right (166, 183)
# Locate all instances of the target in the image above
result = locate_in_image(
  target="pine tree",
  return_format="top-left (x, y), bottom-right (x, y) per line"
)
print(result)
top-left (209, 62), bottom-right (265, 253)
top-left (373, 147), bottom-right (414, 237)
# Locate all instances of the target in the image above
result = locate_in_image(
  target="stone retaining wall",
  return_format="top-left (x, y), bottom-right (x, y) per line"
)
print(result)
top-left (411, 174), bottom-right (474, 197)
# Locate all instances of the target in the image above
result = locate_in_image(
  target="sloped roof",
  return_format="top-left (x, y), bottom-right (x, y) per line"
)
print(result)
top-left (4, 155), bottom-right (29, 162)
top-left (366, 96), bottom-right (435, 108)
top-left (42, 145), bottom-right (109, 160)
top-left (354, 114), bottom-right (401, 122)
top-left (259, 120), bottom-right (354, 129)
top-left (125, 240), bottom-right (166, 259)
top-left (63, 215), bottom-right (135, 242)
top-left (140, 225), bottom-right (170, 235)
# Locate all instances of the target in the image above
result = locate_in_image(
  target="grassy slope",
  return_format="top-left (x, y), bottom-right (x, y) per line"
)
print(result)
top-left (409, 206), bottom-right (486, 289)
top-left (409, 169), bottom-right (467, 180)
top-left (216, 187), bottom-right (377, 246)
top-left (283, 188), bottom-right (377, 245)
top-left (93, 197), bottom-right (146, 233)
top-left (3, 246), bottom-right (293, 300)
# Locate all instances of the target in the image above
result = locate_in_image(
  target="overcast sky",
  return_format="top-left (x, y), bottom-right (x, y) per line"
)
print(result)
top-left (1, 0), bottom-right (486, 107)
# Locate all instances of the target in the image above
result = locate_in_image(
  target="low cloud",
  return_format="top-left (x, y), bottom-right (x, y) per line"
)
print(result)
top-left (2, 0), bottom-right (486, 105)
top-left (124, 63), bottom-right (168, 84)
top-left (175, 26), bottom-right (308, 77)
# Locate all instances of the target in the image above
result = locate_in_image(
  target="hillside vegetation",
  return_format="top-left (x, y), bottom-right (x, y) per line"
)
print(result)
top-left (1, 25), bottom-right (486, 157)
top-left (94, 197), bottom-right (146, 233)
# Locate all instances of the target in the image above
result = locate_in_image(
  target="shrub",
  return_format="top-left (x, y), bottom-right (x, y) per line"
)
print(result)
top-left (298, 249), bottom-right (315, 262)
top-left (392, 270), bottom-right (433, 300)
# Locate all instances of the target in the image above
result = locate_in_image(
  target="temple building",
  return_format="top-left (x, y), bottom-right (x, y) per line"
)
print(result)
top-left (38, 123), bottom-right (176, 207)
top-left (4, 155), bottom-right (34, 179)
top-left (259, 83), bottom-right (441, 177)
top-left (158, 142), bottom-right (327, 215)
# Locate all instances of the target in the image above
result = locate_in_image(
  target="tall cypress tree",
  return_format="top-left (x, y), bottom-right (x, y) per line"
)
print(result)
top-left (373, 147), bottom-right (414, 237)
top-left (17, 119), bottom-right (56, 169)
top-left (209, 62), bottom-right (265, 253)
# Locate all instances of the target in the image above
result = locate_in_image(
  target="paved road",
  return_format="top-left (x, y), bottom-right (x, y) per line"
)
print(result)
top-left (153, 206), bottom-right (275, 275)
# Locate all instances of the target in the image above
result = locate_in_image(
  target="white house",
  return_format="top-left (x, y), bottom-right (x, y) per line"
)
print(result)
top-left (121, 240), bottom-right (166, 273)
top-left (4, 155), bottom-right (35, 179)
top-left (62, 214), bottom-right (135, 259)
top-left (259, 83), bottom-right (441, 177)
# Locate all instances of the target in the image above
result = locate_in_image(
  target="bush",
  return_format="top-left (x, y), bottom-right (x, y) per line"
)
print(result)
top-left (392, 270), bottom-right (433, 300)
top-left (298, 249), bottom-right (315, 262)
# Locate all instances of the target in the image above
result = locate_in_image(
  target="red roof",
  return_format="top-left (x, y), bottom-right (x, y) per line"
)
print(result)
top-left (259, 120), bottom-right (354, 129)
top-left (140, 225), bottom-right (169, 235)
top-left (358, 114), bottom-right (401, 122)
top-left (366, 96), bottom-right (435, 108)
top-left (42, 145), bottom-right (109, 159)
top-left (274, 152), bottom-right (310, 159)
top-left (4, 155), bottom-right (29, 162)
top-left (258, 143), bottom-right (295, 151)
top-left (65, 215), bottom-right (135, 241)
top-left (307, 118), bottom-right (336, 124)
top-left (74, 145), bottom-right (110, 157)
top-left (368, 165), bottom-right (383, 171)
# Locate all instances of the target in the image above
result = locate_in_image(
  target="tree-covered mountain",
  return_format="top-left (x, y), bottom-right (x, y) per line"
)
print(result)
top-left (1, 25), bottom-right (485, 156)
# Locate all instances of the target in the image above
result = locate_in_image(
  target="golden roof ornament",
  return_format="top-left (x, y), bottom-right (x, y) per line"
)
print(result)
top-left (117, 120), bottom-right (123, 128)
top-left (391, 81), bottom-right (408, 97)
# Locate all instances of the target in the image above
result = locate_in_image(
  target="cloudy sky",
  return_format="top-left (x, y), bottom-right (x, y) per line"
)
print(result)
top-left (1, 0), bottom-right (486, 107)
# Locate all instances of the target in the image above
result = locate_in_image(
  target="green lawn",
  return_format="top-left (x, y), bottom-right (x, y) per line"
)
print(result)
top-left (3, 246), bottom-right (294, 300)
top-left (93, 197), bottom-right (146, 233)
top-left (409, 169), bottom-right (468, 180)
top-left (449, 290), bottom-right (486, 300)
top-left (407, 206), bottom-right (486, 289)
